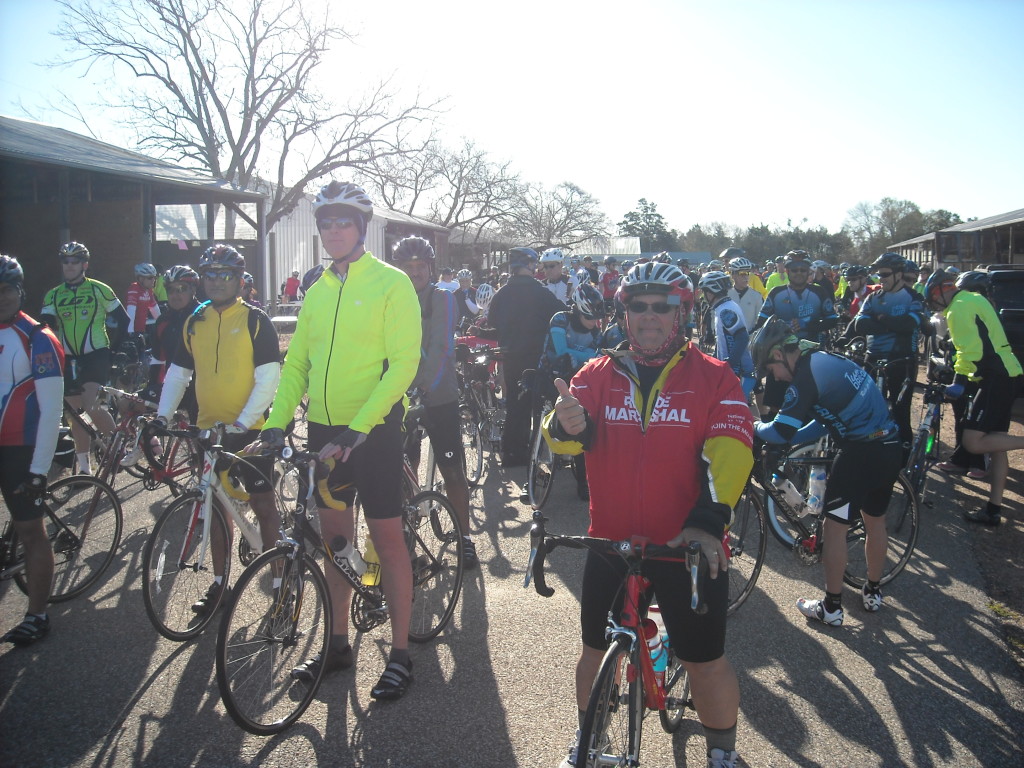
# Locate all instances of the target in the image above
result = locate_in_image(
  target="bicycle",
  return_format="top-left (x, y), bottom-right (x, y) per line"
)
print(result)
top-left (904, 379), bottom-right (948, 505)
top-left (215, 445), bottom-right (464, 734)
top-left (140, 423), bottom-right (273, 641)
top-left (753, 439), bottom-right (919, 588)
top-left (456, 342), bottom-right (505, 486)
top-left (525, 370), bottom-right (576, 509)
top-left (525, 510), bottom-right (709, 767)
top-left (1, 474), bottom-right (123, 602)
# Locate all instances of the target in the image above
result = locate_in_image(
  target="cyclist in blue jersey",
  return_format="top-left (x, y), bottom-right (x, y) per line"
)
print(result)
top-left (751, 317), bottom-right (901, 626)
top-left (698, 271), bottom-right (756, 402)
top-left (842, 252), bottom-right (926, 455)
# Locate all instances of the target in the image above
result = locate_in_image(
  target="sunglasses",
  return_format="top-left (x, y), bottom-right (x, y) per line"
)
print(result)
top-left (787, 267), bottom-right (810, 273)
top-left (167, 284), bottom-right (195, 294)
top-left (733, 271), bottom-right (750, 277)
top-left (877, 271), bottom-right (894, 279)
top-left (61, 257), bottom-right (86, 265)
top-left (316, 216), bottom-right (357, 231)
top-left (202, 270), bottom-right (240, 282)
top-left (627, 300), bottom-right (674, 315)
top-left (543, 263), bottom-right (561, 269)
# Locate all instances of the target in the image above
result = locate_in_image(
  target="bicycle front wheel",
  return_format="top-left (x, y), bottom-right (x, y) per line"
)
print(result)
top-left (843, 471), bottom-right (919, 588)
top-left (406, 491), bottom-right (464, 642)
top-left (578, 638), bottom-right (642, 768)
top-left (28, 475), bottom-right (124, 602)
top-left (141, 492), bottom-right (232, 641)
top-left (727, 486), bottom-right (767, 615)
top-left (461, 403), bottom-right (484, 487)
top-left (659, 651), bottom-right (691, 733)
top-left (527, 421), bottom-right (556, 509)
top-left (216, 548), bottom-right (331, 735)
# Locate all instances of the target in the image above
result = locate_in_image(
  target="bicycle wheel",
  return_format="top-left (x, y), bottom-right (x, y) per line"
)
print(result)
top-left (21, 475), bottom-right (124, 602)
top-left (216, 548), bottom-right (331, 735)
top-left (461, 403), bottom-right (484, 487)
top-left (406, 490), bottom-right (464, 642)
top-left (766, 442), bottom-right (825, 547)
top-left (843, 471), bottom-right (919, 588)
top-left (904, 428), bottom-right (929, 499)
top-left (141, 492), bottom-right (232, 641)
top-left (527, 420), bottom-right (556, 509)
top-left (578, 638), bottom-right (642, 768)
top-left (727, 486), bottom-right (767, 615)
top-left (659, 651), bottom-right (691, 733)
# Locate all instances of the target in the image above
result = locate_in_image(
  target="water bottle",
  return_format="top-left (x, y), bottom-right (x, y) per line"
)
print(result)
top-left (771, 473), bottom-right (804, 512)
top-left (644, 619), bottom-right (668, 688)
top-left (362, 534), bottom-right (381, 586)
top-left (328, 535), bottom-right (367, 579)
top-left (803, 465), bottom-right (827, 518)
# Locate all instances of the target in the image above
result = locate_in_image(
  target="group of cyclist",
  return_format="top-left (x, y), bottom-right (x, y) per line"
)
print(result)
top-left (4, 176), bottom-right (1023, 766)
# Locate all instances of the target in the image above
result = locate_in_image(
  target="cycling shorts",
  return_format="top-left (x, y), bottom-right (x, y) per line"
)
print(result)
top-left (0, 446), bottom-right (43, 522)
top-left (64, 348), bottom-right (112, 393)
top-left (822, 439), bottom-right (901, 523)
top-left (421, 401), bottom-right (464, 468)
top-left (221, 430), bottom-right (274, 495)
top-left (306, 401), bottom-right (404, 519)
top-left (579, 547), bottom-right (728, 664)
top-left (965, 374), bottom-right (1021, 434)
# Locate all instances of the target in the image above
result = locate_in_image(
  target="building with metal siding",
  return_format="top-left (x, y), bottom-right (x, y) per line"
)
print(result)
top-left (889, 208), bottom-right (1024, 270)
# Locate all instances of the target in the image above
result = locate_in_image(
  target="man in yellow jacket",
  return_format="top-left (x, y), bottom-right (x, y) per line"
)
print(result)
top-left (253, 181), bottom-right (422, 700)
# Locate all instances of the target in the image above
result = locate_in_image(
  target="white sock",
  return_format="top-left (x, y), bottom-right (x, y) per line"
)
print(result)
top-left (76, 452), bottom-right (91, 473)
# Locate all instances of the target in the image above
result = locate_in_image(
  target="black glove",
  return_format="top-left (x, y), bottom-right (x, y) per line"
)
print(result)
top-left (145, 415), bottom-right (169, 438)
top-left (260, 428), bottom-right (286, 449)
top-left (16, 473), bottom-right (47, 500)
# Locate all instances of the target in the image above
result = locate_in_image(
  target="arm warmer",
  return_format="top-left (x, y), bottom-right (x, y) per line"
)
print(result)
top-left (157, 364), bottom-right (193, 421)
top-left (236, 362), bottom-right (283, 429)
top-left (30, 377), bottom-right (64, 476)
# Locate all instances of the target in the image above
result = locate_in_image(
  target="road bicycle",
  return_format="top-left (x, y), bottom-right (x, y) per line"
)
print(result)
top-left (904, 380), bottom-right (947, 505)
top-left (525, 510), bottom-right (710, 767)
top-left (1, 474), bottom-right (122, 602)
top-left (752, 439), bottom-right (920, 589)
top-left (215, 445), bottom-right (464, 734)
top-left (140, 423), bottom-right (273, 641)
top-left (525, 370), bottom-right (577, 509)
top-left (456, 342), bottom-right (505, 486)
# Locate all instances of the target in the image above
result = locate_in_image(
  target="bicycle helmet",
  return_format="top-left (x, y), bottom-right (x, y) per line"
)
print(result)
top-left (698, 270), bottom-right (732, 296)
top-left (474, 283), bottom-right (495, 312)
top-left (784, 250), bottom-right (811, 268)
top-left (750, 316), bottom-right (799, 373)
top-left (653, 252), bottom-right (673, 264)
top-left (719, 247), bottom-right (746, 262)
top-left (313, 180), bottom-right (373, 220)
top-left (811, 260), bottom-right (829, 270)
top-left (621, 262), bottom-right (694, 314)
top-left (242, 272), bottom-right (255, 288)
top-left (870, 252), bottom-right (906, 272)
top-left (923, 268), bottom-right (957, 306)
top-left (706, 259), bottom-right (724, 270)
top-left (604, 256), bottom-right (618, 266)
top-left (508, 247), bottom-right (538, 271)
top-left (727, 256), bottom-right (754, 272)
top-left (457, 268), bottom-right (473, 280)
top-left (163, 264), bottom-right (199, 287)
top-left (134, 262), bottom-right (158, 278)
top-left (0, 254), bottom-right (25, 287)
top-left (944, 265), bottom-right (961, 276)
top-left (571, 283), bottom-right (605, 321)
top-left (955, 269), bottom-right (991, 296)
top-left (844, 265), bottom-right (869, 279)
top-left (539, 248), bottom-right (564, 265)
top-left (576, 268), bottom-right (590, 285)
top-left (902, 259), bottom-right (920, 276)
top-left (301, 263), bottom-right (325, 293)
top-left (58, 241), bottom-right (90, 261)
top-left (620, 260), bottom-right (634, 271)
top-left (391, 236), bottom-right (435, 265)
top-left (839, 262), bottom-right (851, 271)
top-left (198, 243), bottom-right (245, 272)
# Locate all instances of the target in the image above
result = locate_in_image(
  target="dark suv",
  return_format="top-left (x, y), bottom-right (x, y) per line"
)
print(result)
top-left (980, 264), bottom-right (1024, 368)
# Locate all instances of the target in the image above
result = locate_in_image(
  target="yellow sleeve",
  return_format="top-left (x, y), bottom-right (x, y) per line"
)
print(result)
top-left (542, 408), bottom-right (584, 455)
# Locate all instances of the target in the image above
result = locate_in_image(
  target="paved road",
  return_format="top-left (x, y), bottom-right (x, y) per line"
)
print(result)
top-left (2, 445), bottom-right (1023, 767)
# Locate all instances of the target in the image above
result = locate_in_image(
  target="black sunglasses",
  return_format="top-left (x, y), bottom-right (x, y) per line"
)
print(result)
top-left (627, 300), bottom-right (674, 315)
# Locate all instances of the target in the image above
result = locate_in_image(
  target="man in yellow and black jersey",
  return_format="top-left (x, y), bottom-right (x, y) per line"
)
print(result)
top-left (926, 269), bottom-right (1024, 526)
top-left (40, 242), bottom-right (129, 473)
top-left (156, 244), bottom-right (282, 612)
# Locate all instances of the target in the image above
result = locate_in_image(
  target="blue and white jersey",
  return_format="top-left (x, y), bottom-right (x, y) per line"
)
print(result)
top-left (756, 351), bottom-right (897, 444)
top-left (541, 311), bottom-right (601, 373)
top-left (710, 297), bottom-right (754, 379)
top-left (758, 283), bottom-right (839, 344)
top-left (853, 285), bottom-right (925, 359)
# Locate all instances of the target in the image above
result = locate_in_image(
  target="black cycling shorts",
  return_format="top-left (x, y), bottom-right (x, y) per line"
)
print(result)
top-left (421, 401), bottom-right (464, 469)
top-left (306, 401), bottom-right (404, 520)
top-left (579, 547), bottom-right (728, 664)
top-left (965, 374), bottom-right (1021, 434)
top-left (221, 430), bottom-right (274, 495)
top-left (64, 348), bottom-right (112, 392)
top-left (0, 446), bottom-right (44, 522)
top-left (822, 439), bottom-right (901, 523)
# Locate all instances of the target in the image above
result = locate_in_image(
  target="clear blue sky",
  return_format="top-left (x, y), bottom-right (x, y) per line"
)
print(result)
top-left (2, 0), bottom-right (1022, 234)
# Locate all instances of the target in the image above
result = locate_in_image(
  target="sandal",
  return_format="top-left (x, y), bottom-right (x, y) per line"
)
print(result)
top-left (2, 613), bottom-right (50, 647)
top-left (371, 659), bottom-right (413, 700)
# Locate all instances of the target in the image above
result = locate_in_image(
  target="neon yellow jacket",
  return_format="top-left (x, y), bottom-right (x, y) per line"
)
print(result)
top-left (264, 253), bottom-right (422, 433)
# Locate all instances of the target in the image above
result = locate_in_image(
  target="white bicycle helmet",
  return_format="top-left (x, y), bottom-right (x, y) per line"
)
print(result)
top-left (576, 268), bottom-right (591, 285)
top-left (457, 268), bottom-right (473, 280)
top-left (621, 262), bottom-right (694, 312)
top-left (572, 284), bottom-right (605, 320)
top-left (313, 181), bottom-right (373, 220)
top-left (474, 283), bottom-right (495, 312)
top-left (540, 248), bottom-right (565, 265)
top-left (134, 262), bottom-right (158, 278)
top-left (698, 270), bottom-right (731, 296)
top-left (727, 256), bottom-right (754, 272)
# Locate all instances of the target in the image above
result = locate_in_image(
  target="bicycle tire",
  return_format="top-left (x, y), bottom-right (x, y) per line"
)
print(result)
top-left (17, 475), bottom-right (124, 602)
top-left (141, 492), bottom-right (232, 641)
top-left (843, 470), bottom-right (919, 588)
top-left (577, 638), bottom-right (642, 768)
top-left (727, 486), bottom-right (767, 615)
top-left (527, 417), bottom-right (556, 509)
top-left (461, 403), bottom-right (484, 487)
top-left (765, 442), bottom-right (826, 548)
top-left (659, 651), bottom-right (691, 733)
top-left (406, 490), bottom-right (464, 642)
top-left (216, 548), bottom-right (331, 735)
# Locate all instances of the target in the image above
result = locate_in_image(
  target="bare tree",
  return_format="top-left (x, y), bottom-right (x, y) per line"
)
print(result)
top-left (54, 0), bottom-right (438, 230)
top-left (504, 182), bottom-right (609, 249)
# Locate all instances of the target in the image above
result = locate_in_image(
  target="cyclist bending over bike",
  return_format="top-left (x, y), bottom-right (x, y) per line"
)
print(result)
top-left (751, 317), bottom-right (901, 626)
top-left (544, 262), bottom-right (753, 768)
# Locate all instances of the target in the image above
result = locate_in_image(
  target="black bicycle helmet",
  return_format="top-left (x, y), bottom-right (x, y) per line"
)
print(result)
top-left (198, 244), bottom-right (245, 272)
top-left (59, 241), bottom-right (90, 261)
top-left (391, 236), bottom-right (435, 265)
top-left (902, 259), bottom-right (920, 276)
top-left (571, 283), bottom-right (605, 321)
top-left (750, 316), bottom-right (799, 373)
top-left (163, 265), bottom-right (199, 286)
top-left (955, 269), bottom-right (991, 296)
top-left (870, 252), bottom-right (906, 272)
top-left (0, 254), bottom-right (25, 286)
top-left (923, 268), bottom-right (956, 306)
top-left (844, 265), bottom-right (869, 279)
top-left (784, 250), bottom-right (811, 268)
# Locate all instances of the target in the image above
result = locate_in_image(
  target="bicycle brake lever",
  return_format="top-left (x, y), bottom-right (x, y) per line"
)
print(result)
top-left (687, 541), bottom-right (709, 615)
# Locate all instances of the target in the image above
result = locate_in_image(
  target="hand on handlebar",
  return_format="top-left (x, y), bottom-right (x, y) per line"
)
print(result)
top-left (553, 378), bottom-right (586, 435)
top-left (319, 428), bottom-right (367, 463)
top-left (243, 427), bottom-right (285, 455)
top-left (667, 526), bottom-right (728, 579)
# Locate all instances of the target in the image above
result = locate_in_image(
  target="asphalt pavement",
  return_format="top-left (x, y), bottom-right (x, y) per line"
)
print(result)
top-left (2, 446), bottom-right (1022, 768)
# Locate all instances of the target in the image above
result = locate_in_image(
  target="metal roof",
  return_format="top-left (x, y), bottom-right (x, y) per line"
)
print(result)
top-left (888, 207), bottom-right (1024, 248)
top-left (0, 114), bottom-right (264, 205)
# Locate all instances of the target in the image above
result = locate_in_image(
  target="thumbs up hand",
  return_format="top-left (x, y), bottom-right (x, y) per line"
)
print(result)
top-left (553, 377), bottom-right (587, 435)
